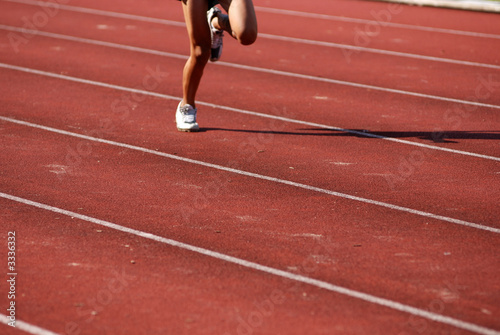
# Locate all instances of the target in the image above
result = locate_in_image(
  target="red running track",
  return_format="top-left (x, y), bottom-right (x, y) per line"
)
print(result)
top-left (0, 0), bottom-right (499, 334)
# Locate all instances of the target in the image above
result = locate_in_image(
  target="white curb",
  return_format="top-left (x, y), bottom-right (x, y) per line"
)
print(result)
top-left (377, 0), bottom-right (500, 13)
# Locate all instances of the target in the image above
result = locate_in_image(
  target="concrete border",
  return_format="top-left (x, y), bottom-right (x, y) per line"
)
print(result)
top-left (375, 0), bottom-right (500, 13)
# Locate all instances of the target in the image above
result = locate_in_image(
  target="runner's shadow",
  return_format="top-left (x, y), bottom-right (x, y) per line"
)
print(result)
top-left (201, 128), bottom-right (500, 143)
top-left (199, 127), bottom-right (331, 136)
top-left (299, 129), bottom-right (500, 143)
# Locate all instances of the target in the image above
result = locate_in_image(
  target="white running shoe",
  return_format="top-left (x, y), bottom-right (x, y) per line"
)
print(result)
top-left (176, 102), bottom-right (199, 132)
top-left (207, 7), bottom-right (224, 62)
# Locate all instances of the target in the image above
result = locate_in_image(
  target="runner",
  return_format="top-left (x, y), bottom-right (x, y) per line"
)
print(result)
top-left (176, 0), bottom-right (258, 131)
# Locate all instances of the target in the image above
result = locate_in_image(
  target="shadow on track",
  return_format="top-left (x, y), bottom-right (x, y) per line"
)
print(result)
top-left (200, 128), bottom-right (500, 143)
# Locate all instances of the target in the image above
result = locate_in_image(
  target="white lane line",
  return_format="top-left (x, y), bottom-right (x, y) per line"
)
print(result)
top-left (1, 193), bottom-right (499, 335)
top-left (259, 32), bottom-right (500, 70)
top-left (3, 24), bottom-right (499, 72)
top-left (1, 62), bottom-right (499, 163)
top-left (217, 61), bottom-right (500, 111)
top-left (254, 6), bottom-right (500, 40)
top-left (1, 0), bottom-right (186, 27)
top-left (1, 115), bottom-right (499, 234)
top-left (4, 0), bottom-right (499, 40)
top-left (0, 314), bottom-right (61, 335)
top-left (2, 27), bottom-right (499, 112)
top-left (0, 25), bottom-right (189, 60)
top-left (382, 0), bottom-right (500, 13)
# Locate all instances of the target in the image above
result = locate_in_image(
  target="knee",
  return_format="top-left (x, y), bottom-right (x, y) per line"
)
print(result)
top-left (191, 44), bottom-right (211, 65)
top-left (237, 28), bottom-right (257, 46)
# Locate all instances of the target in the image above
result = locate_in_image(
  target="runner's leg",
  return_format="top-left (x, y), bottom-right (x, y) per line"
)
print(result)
top-left (181, 0), bottom-right (212, 107)
top-left (213, 0), bottom-right (257, 45)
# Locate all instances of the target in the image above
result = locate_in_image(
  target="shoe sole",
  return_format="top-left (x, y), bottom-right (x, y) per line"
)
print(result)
top-left (177, 126), bottom-right (200, 132)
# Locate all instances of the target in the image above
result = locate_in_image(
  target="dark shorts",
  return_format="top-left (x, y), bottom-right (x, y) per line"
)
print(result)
top-left (177, 0), bottom-right (219, 9)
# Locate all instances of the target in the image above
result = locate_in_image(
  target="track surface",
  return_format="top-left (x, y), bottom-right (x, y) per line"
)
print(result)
top-left (0, 0), bottom-right (499, 334)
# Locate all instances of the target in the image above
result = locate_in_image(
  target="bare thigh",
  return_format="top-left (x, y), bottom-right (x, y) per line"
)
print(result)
top-left (182, 0), bottom-right (212, 51)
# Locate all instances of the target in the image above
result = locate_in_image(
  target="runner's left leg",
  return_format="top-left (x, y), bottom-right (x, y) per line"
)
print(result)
top-left (212, 0), bottom-right (257, 45)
